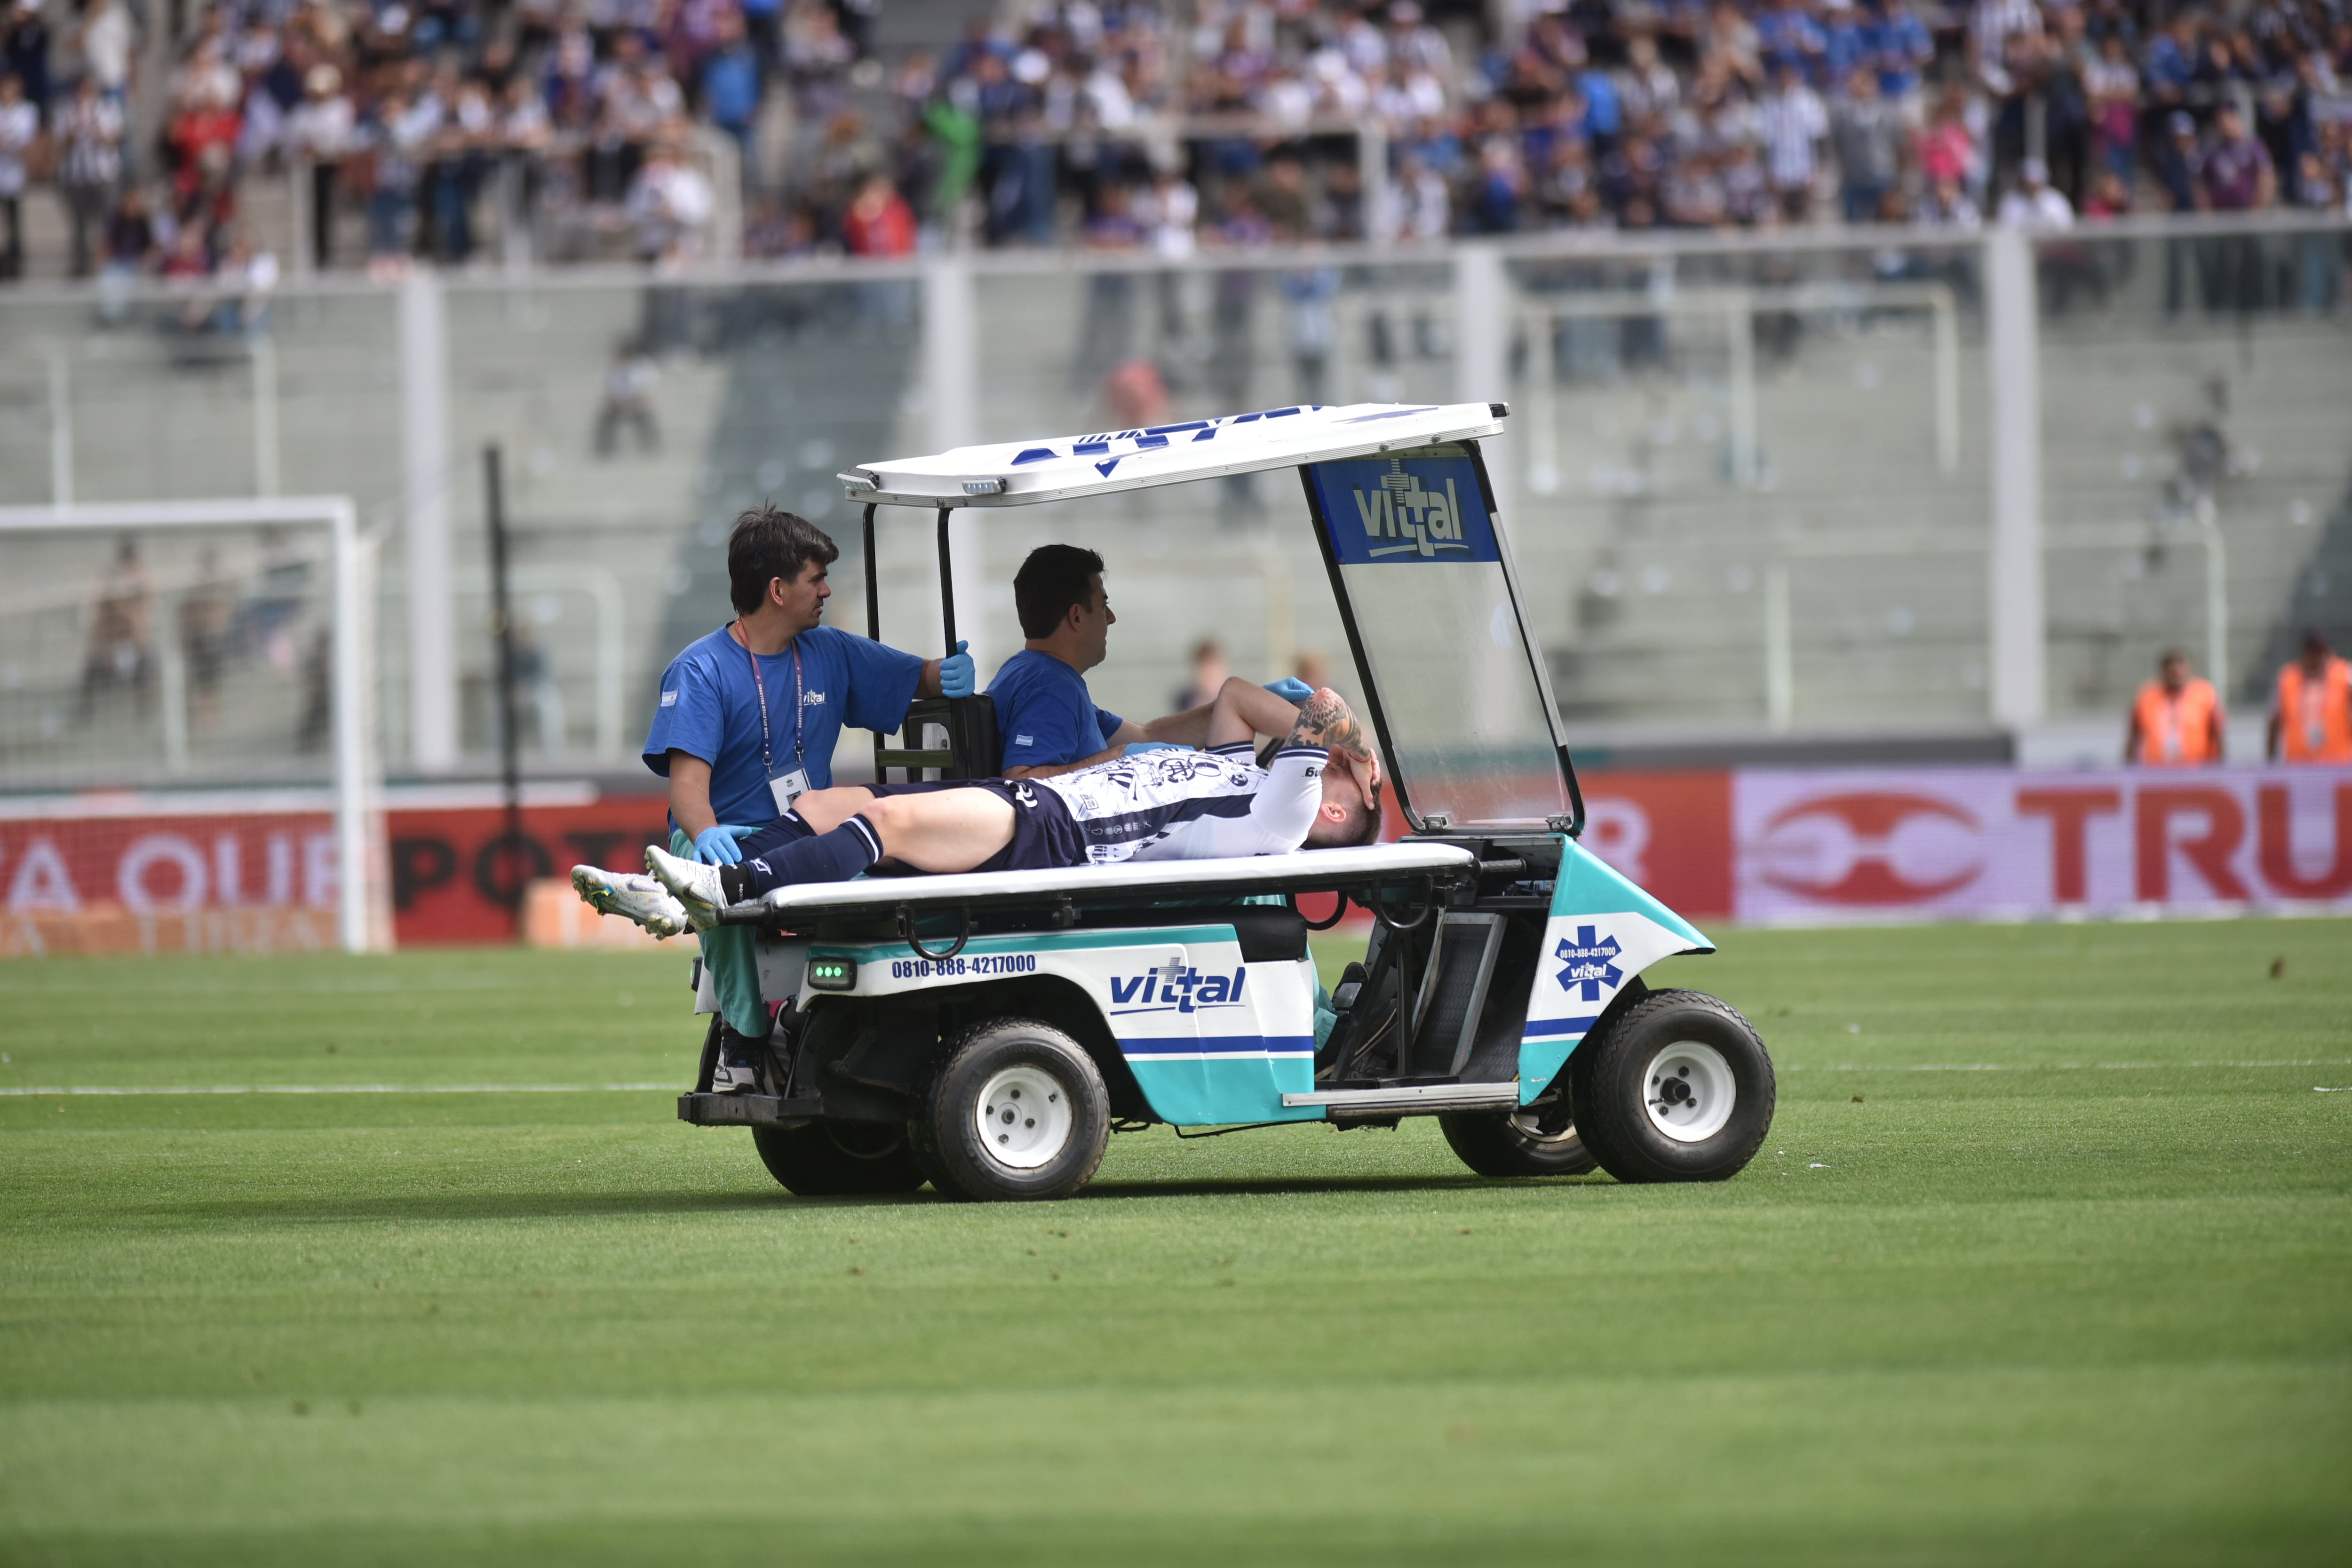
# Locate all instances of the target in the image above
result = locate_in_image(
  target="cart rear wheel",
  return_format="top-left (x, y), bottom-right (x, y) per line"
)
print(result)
top-left (902, 1113), bottom-right (956, 1197)
top-left (751, 1121), bottom-right (930, 1197)
top-left (1439, 1105), bottom-right (1601, 1178)
top-left (1567, 989), bottom-right (1774, 1184)
top-left (918, 1017), bottom-right (1109, 1202)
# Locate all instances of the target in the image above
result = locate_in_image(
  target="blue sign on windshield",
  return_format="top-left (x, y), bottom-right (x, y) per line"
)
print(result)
top-left (1308, 453), bottom-right (1498, 565)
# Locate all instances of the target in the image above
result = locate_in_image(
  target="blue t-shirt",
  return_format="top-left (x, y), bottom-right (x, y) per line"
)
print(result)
top-left (986, 649), bottom-right (1124, 772)
top-left (643, 623), bottom-right (924, 828)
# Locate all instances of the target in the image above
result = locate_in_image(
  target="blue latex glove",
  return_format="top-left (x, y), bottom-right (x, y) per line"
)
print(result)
top-left (692, 825), bottom-right (744, 866)
top-left (938, 639), bottom-right (976, 698)
top-left (1263, 677), bottom-right (1314, 703)
top-left (1124, 741), bottom-right (1183, 756)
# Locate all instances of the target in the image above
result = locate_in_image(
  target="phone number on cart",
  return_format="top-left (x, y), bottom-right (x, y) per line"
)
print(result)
top-left (890, 955), bottom-right (1039, 979)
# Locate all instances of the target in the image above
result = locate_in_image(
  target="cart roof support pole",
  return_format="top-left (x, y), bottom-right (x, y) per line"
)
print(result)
top-left (861, 501), bottom-right (882, 780)
top-left (935, 504), bottom-right (956, 651)
top-left (862, 502), bottom-right (881, 642)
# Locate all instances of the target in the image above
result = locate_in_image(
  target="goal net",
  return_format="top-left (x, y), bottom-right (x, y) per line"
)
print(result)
top-left (0, 498), bottom-right (390, 956)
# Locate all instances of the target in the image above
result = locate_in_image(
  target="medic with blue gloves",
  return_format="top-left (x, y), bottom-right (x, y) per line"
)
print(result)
top-left (989, 543), bottom-right (1316, 779)
top-left (633, 505), bottom-right (976, 1077)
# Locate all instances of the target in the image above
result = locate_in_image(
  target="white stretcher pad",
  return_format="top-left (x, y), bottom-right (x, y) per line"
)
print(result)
top-left (837, 402), bottom-right (1506, 510)
top-left (735, 841), bottom-right (1478, 925)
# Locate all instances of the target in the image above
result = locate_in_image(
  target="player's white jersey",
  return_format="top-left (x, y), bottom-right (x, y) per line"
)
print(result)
top-left (1040, 742), bottom-right (1328, 863)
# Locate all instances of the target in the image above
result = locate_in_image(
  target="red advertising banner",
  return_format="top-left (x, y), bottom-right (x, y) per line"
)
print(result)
top-left (1734, 766), bottom-right (2352, 922)
top-left (0, 792), bottom-right (673, 951)
top-left (6, 765), bottom-right (2340, 951)
top-left (0, 810), bottom-right (339, 916)
top-left (1574, 769), bottom-right (1735, 922)
top-left (386, 798), bottom-right (672, 945)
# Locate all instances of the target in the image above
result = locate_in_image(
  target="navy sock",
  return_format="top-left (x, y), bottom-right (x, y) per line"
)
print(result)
top-left (734, 811), bottom-right (817, 862)
top-left (715, 811), bottom-right (814, 902)
top-left (729, 814), bottom-right (885, 899)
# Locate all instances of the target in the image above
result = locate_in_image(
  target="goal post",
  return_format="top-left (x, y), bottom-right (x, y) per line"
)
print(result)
top-left (0, 496), bottom-right (389, 955)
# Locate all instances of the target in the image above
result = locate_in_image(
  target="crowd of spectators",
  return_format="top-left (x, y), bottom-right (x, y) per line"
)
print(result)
top-left (0, 0), bottom-right (2346, 283)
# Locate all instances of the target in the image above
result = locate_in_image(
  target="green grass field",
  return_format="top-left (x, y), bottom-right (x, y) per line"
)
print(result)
top-left (2, 919), bottom-right (2348, 1566)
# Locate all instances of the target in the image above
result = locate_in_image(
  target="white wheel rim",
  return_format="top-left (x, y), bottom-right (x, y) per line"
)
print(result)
top-left (1643, 1041), bottom-right (1736, 1144)
top-left (974, 1064), bottom-right (1074, 1171)
top-left (1508, 1109), bottom-right (1579, 1146)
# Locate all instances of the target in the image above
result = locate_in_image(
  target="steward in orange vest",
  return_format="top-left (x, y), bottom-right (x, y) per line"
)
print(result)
top-left (2267, 629), bottom-right (2352, 763)
top-left (2126, 649), bottom-right (2224, 766)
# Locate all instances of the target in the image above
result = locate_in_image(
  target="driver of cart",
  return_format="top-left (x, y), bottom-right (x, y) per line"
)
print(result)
top-left (613, 504), bottom-right (976, 1059)
top-left (634, 683), bottom-right (1381, 938)
top-left (989, 544), bottom-right (1318, 780)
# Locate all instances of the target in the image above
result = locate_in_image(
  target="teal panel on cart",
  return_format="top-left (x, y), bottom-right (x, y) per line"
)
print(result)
top-left (1554, 840), bottom-right (1712, 950)
top-left (1514, 836), bottom-right (1715, 1103)
top-left (1124, 1041), bottom-right (1321, 1127)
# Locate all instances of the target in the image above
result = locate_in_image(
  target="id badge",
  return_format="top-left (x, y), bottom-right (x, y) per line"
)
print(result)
top-left (769, 768), bottom-right (811, 812)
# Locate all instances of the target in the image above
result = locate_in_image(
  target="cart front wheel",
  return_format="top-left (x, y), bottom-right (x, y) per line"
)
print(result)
top-left (1568, 989), bottom-right (1774, 1183)
top-left (751, 1121), bottom-right (930, 1197)
top-left (919, 1017), bottom-right (1110, 1202)
top-left (1439, 1105), bottom-right (1601, 1178)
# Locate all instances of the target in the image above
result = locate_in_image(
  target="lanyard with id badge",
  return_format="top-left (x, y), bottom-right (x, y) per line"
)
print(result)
top-left (738, 624), bottom-right (811, 812)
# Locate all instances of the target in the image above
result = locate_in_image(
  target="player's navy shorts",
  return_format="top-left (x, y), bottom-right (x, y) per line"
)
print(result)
top-left (863, 780), bottom-right (1089, 873)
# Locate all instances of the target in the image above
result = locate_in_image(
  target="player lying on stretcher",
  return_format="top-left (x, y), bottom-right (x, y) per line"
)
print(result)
top-left (572, 680), bottom-right (1383, 937)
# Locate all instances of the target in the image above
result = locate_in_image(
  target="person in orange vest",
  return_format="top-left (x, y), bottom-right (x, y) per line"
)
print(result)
top-left (2266, 629), bottom-right (2352, 763)
top-left (2125, 648), bottom-right (2225, 765)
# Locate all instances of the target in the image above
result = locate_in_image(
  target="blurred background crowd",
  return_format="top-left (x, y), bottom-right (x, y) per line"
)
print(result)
top-left (0, 0), bottom-right (2348, 279)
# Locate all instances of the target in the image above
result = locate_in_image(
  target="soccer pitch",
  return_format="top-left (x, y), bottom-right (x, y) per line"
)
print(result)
top-left (2, 921), bottom-right (2346, 1566)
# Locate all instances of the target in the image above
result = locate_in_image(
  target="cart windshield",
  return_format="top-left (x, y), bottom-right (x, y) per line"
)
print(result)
top-left (1304, 443), bottom-right (1570, 829)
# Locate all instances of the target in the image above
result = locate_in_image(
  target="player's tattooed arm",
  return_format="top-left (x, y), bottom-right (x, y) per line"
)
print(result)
top-left (1287, 689), bottom-right (1383, 803)
top-left (1285, 689), bottom-right (1371, 762)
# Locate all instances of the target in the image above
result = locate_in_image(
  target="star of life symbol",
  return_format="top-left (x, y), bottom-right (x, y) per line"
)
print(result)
top-left (1554, 925), bottom-right (1624, 1001)
top-left (1351, 459), bottom-right (1471, 559)
top-left (1158, 955), bottom-right (1200, 1010)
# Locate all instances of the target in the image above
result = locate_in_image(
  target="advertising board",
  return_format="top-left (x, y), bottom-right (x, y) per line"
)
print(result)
top-left (1733, 767), bottom-right (2352, 923)
top-left (3, 766), bottom-right (2345, 952)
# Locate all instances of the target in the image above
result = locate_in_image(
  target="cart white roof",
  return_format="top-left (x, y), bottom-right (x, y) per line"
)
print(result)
top-left (735, 841), bottom-right (1477, 924)
top-left (838, 402), bottom-right (1508, 510)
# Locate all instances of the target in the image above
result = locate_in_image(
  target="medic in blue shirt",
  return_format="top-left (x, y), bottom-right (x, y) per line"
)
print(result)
top-left (987, 543), bottom-right (1313, 780)
top-left (633, 505), bottom-right (975, 1074)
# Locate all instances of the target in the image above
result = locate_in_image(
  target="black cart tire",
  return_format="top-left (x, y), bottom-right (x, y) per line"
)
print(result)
top-left (902, 1112), bottom-right (957, 1197)
top-left (750, 1121), bottom-right (930, 1197)
top-left (1567, 988), bottom-right (1774, 1183)
top-left (918, 1016), bottom-right (1109, 1202)
top-left (1439, 1106), bottom-right (1602, 1177)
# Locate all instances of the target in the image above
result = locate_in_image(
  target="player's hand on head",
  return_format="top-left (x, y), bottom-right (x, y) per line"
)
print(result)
top-left (938, 639), bottom-right (976, 698)
top-left (693, 825), bottom-right (745, 865)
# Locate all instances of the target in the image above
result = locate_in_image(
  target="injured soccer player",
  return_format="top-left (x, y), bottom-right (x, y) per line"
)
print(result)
top-left (575, 682), bottom-right (1382, 936)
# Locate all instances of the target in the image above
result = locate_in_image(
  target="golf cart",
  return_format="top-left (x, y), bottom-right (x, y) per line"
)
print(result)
top-left (675, 403), bottom-right (1774, 1202)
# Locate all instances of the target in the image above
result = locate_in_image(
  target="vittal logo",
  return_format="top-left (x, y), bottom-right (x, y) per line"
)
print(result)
top-left (1107, 957), bottom-right (1248, 1014)
top-left (1555, 925), bottom-right (1624, 1001)
top-left (1353, 459), bottom-right (1470, 559)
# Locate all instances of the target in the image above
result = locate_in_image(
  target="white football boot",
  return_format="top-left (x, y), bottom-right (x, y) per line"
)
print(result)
top-left (569, 866), bottom-right (689, 938)
top-left (645, 843), bottom-right (732, 931)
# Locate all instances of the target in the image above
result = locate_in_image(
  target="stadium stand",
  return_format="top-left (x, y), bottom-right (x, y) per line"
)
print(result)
top-left (0, 0), bottom-right (2346, 276)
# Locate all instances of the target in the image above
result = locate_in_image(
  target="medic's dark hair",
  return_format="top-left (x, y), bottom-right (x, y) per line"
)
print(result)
top-left (1013, 544), bottom-right (1106, 639)
top-left (728, 505), bottom-right (838, 615)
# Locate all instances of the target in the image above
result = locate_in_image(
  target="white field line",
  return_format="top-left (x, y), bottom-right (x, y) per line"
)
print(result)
top-left (1785, 1059), bottom-right (2352, 1073)
top-left (0, 1083), bottom-right (676, 1097)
